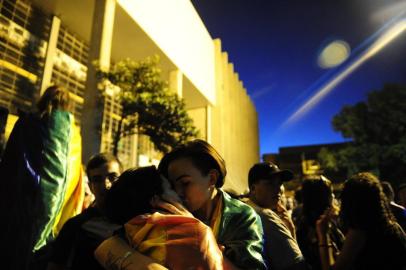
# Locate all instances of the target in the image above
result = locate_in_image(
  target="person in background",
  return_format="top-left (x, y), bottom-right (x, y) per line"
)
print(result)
top-left (0, 85), bottom-right (84, 270)
top-left (296, 176), bottom-right (344, 270)
top-left (47, 153), bottom-right (122, 270)
top-left (244, 162), bottom-right (306, 270)
top-left (281, 185), bottom-right (295, 218)
top-left (82, 179), bottom-right (95, 211)
top-left (291, 189), bottom-right (303, 227)
top-left (157, 139), bottom-right (267, 270)
top-left (381, 181), bottom-right (406, 231)
top-left (317, 172), bottom-right (406, 270)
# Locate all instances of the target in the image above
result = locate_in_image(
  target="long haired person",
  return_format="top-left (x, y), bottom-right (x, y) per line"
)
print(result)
top-left (316, 172), bottom-right (406, 270)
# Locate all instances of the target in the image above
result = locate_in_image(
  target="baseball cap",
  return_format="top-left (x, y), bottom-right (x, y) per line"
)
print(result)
top-left (248, 162), bottom-right (294, 187)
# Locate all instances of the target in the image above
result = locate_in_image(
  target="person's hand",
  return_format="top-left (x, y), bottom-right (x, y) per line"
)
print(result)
top-left (276, 201), bottom-right (296, 238)
top-left (316, 208), bottom-right (334, 240)
top-left (150, 195), bottom-right (194, 217)
top-left (276, 201), bottom-right (290, 220)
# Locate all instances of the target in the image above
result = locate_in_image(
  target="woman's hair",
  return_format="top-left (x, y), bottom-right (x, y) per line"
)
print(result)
top-left (301, 175), bottom-right (333, 225)
top-left (158, 139), bottom-right (227, 188)
top-left (340, 172), bottom-right (396, 231)
top-left (104, 166), bottom-right (163, 224)
top-left (37, 85), bottom-right (72, 118)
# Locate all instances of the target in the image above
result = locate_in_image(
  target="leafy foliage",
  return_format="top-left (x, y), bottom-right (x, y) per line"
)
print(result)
top-left (319, 84), bottom-right (406, 186)
top-left (96, 56), bottom-right (198, 154)
top-left (318, 147), bottom-right (338, 172)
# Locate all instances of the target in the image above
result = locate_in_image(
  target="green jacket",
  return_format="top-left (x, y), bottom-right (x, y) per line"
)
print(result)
top-left (217, 190), bottom-right (267, 270)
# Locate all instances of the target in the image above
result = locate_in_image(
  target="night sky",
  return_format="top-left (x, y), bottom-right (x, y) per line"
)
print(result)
top-left (191, 0), bottom-right (406, 156)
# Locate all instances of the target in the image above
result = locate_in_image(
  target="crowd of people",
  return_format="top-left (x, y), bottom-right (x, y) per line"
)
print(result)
top-left (0, 85), bottom-right (405, 270)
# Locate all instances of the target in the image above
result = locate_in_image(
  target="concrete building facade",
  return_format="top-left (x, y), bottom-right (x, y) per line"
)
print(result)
top-left (0, 0), bottom-right (259, 193)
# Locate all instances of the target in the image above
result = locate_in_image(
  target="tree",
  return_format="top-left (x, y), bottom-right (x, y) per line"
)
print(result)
top-left (318, 147), bottom-right (338, 173)
top-left (96, 56), bottom-right (198, 155)
top-left (319, 84), bottom-right (406, 187)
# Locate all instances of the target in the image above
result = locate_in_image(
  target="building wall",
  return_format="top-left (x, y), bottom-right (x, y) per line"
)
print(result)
top-left (188, 107), bottom-right (207, 140)
top-left (117, 0), bottom-right (216, 105)
top-left (0, 0), bottom-right (261, 191)
top-left (0, 0), bottom-right (48, 114)
top-left (0, 0), bottom-right (88, 126)
top-left (211, 39), bottom-right (260, 195)
top-left (51, 24), bottom-right (88, 124)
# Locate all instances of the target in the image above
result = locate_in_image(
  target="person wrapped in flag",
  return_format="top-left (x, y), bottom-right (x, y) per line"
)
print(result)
top-left (95, 166), bottom-right (224, 270)
top-left (156, 139), bottom-right (266, 269)
top-left (96, 140), bottom-right (266, 270)
top-left (0, 85), bottom-right (84, 270)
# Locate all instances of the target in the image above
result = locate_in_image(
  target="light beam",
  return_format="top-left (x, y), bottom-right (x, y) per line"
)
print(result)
top-left (282, 18), bottom-right (406, 129)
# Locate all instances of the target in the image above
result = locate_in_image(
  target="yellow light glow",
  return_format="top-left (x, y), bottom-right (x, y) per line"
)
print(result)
top-left (318, 40), bottom-right (350, 68)
top-left (5, 114), bottom-right (18, 140)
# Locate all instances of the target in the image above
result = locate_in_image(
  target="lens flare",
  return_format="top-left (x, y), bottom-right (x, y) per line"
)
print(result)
top-left (282, 19), bottom-right (406, 129)
top-left (318, 40), bottom-right (350, 68)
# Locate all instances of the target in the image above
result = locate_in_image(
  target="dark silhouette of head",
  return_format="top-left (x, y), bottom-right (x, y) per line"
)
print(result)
top-left (301, 175), bottom-right (333, 225)
top-left (340, 172), bottom-right (395, 231)
top-left (248, 162), bottom-right (294, 188)
top-left (104, 166), bottom-right (163, 224)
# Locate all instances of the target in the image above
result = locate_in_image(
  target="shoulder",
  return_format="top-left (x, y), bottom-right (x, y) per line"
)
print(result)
top-left (259, 207), bottom-right (283, 223)
top-left (58, 212), bottom-right (88, 234)
top-left (79, 207), bottom-right (103, 221)
top-left (218, 190), bottom-right (267, 270)
top-left (218, 191), bottom-right (264, 245)
top-left (243, 198), bottom-right (290, 233)
top-left (51, 210), bottom-right (95, 259)
top-left (253, 206), bottom-right (296, 242)
top-left (221, 190), bottom-right (259, 223)
top-left (63, 207), bottom-right (101, 229)
top-left (12, 113), bottom-right (40, 132)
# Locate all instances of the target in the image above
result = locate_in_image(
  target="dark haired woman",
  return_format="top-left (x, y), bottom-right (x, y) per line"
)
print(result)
top-left (156, 139), bottom-right (266, 270)
top-left (0, 85), bottom-right (84, 270)
top-left (296, 176), bottom-right (344, 270)
top-left (316, 172), bottom-right (406, 270)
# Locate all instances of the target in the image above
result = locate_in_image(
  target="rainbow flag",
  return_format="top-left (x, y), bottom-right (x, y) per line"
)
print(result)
top-left (95, 212), bottom-right (224, 270)
top-left (0, 110), bottom-right (84, 258)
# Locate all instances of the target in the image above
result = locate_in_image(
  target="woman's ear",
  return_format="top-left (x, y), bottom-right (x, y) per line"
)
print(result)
top-left (208, 169), bottom-right (219, 187)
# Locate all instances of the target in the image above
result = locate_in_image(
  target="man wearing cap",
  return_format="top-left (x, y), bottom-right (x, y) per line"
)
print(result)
top-left (245, 162), bottom-right (306, 270)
